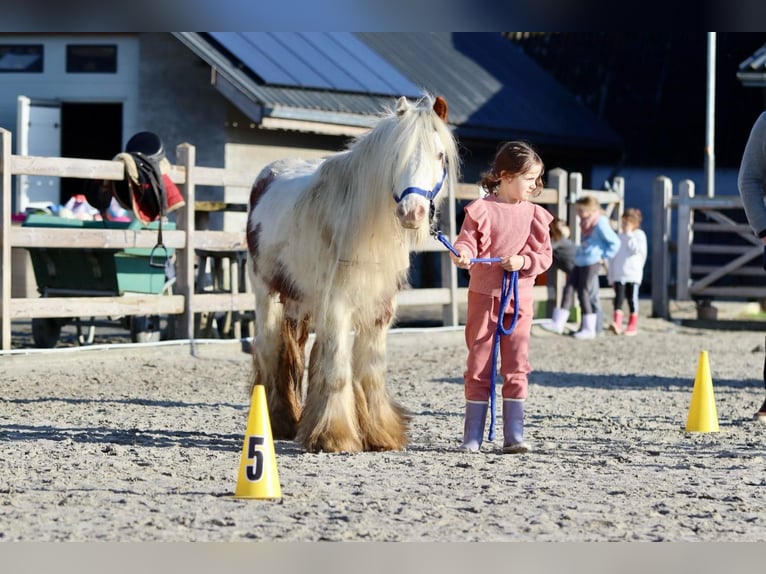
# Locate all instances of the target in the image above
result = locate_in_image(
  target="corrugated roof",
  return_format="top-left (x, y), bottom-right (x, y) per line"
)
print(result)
top-left (174, 32), bottom-right (622, 150)
top-left (207, 32), bottom-right (422, 97)
top-left (174, 32), bottom-right (395, 129)
top-left (358, 33), bottom-right (621, 149)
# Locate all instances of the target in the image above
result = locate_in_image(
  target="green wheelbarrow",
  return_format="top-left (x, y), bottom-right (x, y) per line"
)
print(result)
top-left (23, 213), bottom-right (176, 348)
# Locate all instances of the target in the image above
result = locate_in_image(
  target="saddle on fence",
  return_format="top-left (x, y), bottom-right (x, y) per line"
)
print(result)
top-left (83, 131), bottom-right (185, 225)
top-left (109, 132), bottom-right (186, 269)
top-left (111, 131), bottom-right (185, 225)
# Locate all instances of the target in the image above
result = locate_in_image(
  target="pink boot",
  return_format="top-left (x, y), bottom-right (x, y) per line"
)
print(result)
top-left (609, 310), bottom-right (624, 334)
top-left (624, 313), bottom-right (638, 336)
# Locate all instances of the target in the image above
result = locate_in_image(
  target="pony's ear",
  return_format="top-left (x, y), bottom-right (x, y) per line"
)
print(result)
top-left (396, 96), bottom-right (409, 116)
top-left (433, 96), bottom-right (448, 122)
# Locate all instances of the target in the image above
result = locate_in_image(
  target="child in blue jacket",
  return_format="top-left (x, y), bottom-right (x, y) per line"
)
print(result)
top-left (546, 195), bottom-right (620, 339)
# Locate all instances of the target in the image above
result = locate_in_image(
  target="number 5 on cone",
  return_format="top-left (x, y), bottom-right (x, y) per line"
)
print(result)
top-left (234, 385), bottom-right (282, 500)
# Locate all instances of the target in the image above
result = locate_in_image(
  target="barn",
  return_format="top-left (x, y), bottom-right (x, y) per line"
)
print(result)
top-left (0, 32), bottom-right (622, 224)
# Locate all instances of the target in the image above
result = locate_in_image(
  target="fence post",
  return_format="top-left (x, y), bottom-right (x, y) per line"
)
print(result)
top-left (651, 176), bottom-right (673, 318)
top-left (568, 171), bottom-right (582, 246)
top-left (613, 176), bottom-right (625, 223)
top-left (675, 179), bottom-right (695, 301)
top-left (441, 172), bottom-right (458, 326)
top-left (0, 129), bottom-right (11, 350)
top-left (175, 143), bottom-right (196, 349)
top-left (546, 168), bottom-right (568, 316)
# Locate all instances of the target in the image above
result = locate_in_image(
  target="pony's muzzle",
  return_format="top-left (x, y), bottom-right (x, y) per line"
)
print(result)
top-left (395, 200), bottom-right (427, 228)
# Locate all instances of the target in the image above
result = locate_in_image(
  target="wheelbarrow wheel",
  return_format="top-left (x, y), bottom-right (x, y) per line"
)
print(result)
top-left (32, 318), bottom-right (62, 348)
top-left (131, 315), bottom-right (161, 343)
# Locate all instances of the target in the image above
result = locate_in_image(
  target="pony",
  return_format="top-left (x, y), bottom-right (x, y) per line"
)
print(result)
top-left (246, 93), bottom-right (459, 453)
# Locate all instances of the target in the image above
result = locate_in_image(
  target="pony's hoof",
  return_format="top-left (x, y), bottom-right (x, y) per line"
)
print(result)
top-left (362, 426), bottom-right (409, 451)
top-left (270, 419), bottom-right (299, 441)
top-left (302, 435), bottom-right (364, 454)
top-left (272, 428), bottom-right (298, 441)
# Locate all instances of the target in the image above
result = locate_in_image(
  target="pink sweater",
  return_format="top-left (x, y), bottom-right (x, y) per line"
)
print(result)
top-left (453, 197), bottom-right (553, 299)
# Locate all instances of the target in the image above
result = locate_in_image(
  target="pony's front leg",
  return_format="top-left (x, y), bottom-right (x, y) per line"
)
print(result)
top-left (249, 283), bottom-right (305, 440)
top-left (297, 303), bottom-right (362, 453)
top-left (352, 317), bottom-right (411, 451)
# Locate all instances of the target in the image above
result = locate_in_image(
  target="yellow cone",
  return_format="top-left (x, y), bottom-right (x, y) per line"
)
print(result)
top-left (234, 385), bottom-right (282, 499)
top-left (685, 351), bottom-right (719, 432)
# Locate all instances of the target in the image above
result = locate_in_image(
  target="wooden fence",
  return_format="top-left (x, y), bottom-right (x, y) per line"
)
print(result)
top-left (651, 176), bottom-right (766, 319)
top-left (0, 126), bottom-right (623, 350)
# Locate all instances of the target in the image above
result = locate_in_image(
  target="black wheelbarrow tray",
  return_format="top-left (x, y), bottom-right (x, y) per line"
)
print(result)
top-left (22, 213), bottom-right (176, 348)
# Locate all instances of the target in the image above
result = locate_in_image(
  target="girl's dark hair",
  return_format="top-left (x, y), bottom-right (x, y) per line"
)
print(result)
top-left (479, 140), bottom-right (544, 196)
top-left (549, 217), bottom-right (569, 242)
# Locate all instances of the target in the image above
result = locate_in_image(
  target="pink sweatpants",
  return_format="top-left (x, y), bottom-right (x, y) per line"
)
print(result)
top-left (463, 290), bottom-right (533, 402)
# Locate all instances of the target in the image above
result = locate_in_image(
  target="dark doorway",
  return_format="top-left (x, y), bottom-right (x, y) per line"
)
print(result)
top-left (60, 102), bottom-right (122, 204)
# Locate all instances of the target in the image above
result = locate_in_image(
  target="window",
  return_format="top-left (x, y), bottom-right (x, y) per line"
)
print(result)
top-left (66, 44), bottom-right (117, 73)
top-left (0, 44), bottom-right (43, 73)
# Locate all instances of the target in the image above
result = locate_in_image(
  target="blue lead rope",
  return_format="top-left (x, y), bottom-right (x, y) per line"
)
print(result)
top-left (436, 231), bottom-right (501, 264)
top-left (487, 269), bottom-right (518, 440)
top-left (435, 231), bottom-right (519, 441)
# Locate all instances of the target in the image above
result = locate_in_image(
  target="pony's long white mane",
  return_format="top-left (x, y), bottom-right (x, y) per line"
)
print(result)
top-left (294, 94), bottom-right (459, 302)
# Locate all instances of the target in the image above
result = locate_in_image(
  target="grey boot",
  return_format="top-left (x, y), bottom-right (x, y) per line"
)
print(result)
top-left (573, 313), bottom-right (598, 340)
top-left (502, 399), bottom-right (530, 454)
top-left (540, 307), bottom-right (568, 334)
top-left (460, 401), bottom-right (488, 451)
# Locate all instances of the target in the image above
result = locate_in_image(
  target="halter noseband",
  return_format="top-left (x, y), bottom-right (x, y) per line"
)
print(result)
top-left (392, 168), bottom-right (447, 204)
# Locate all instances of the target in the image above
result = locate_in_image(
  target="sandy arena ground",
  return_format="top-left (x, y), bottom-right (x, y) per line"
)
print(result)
top-left (1, 300), bottom-right (765, 542)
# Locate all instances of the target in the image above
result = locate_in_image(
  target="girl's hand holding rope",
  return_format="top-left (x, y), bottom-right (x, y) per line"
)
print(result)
top-left (448, 250), bottom-right (524, 270)
top-left (449, 250), bottom-right (472, 269)
top-left (500, 254), bottom-right (526, 272)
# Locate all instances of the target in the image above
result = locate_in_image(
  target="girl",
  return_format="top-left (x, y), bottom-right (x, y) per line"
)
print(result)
top-left (546, 195), bottom-right (620, 339)
top-left (608, 208), bottom-right (648, 335)
top-left (548, 217), bottom-right (604, 335)
top-left (450, 141), bottom-right (553, 454)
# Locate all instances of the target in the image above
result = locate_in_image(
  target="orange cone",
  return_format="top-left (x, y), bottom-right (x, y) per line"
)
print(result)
top-left (685, 351), bottom-right (719, 433)
top-left (234, 385), bottom-right (282, 499)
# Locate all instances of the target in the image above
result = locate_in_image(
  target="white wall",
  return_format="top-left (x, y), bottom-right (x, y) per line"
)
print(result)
top-left (0, 34), bottom-right (139, 151)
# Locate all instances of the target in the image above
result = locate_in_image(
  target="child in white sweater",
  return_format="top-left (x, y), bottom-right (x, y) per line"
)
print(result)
top-left (608, 208), bottom-right (647, 336)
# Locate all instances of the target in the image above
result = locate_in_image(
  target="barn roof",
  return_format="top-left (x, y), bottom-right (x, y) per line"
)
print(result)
top-left (174, 32), bottom-right (622, 152)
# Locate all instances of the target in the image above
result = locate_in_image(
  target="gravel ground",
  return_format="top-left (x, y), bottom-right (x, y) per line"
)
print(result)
top-left (1, 298), bottom-right (765, 543)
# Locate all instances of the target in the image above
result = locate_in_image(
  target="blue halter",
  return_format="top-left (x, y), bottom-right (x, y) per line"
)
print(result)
top-left (393, 169), bottom-right (447, 203)
top-left (436, 231), bottom-right (519, 442)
